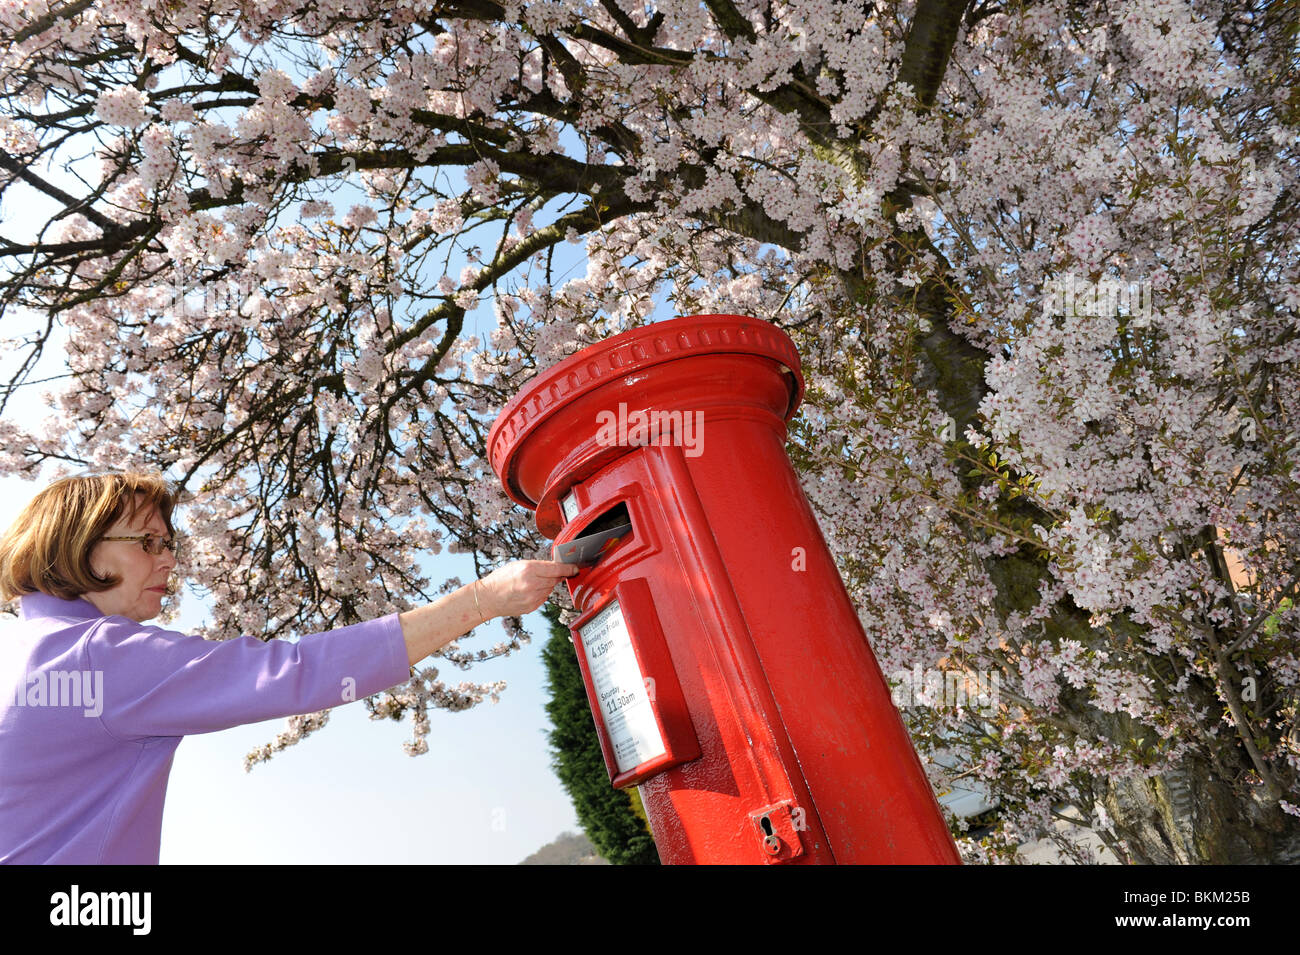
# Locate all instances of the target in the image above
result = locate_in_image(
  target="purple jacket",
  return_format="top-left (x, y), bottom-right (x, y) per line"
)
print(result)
top-left (0, 591), bottom-right (411, 864)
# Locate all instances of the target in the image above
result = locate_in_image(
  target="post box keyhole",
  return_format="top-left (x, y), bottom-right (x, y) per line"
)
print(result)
top-left (759, 814), bottom-right (781, 855)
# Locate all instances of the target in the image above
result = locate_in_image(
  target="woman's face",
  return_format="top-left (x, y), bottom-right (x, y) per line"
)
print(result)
top-left (82, 495), bottom-right (177, 623)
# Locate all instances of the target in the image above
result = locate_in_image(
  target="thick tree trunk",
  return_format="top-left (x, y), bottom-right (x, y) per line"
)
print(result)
top-left (1101, 758), bottom-right (1300, 864)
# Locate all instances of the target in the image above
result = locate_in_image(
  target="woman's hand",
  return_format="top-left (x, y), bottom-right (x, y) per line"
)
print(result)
top-left (476, 560), bottom-right (580, 619)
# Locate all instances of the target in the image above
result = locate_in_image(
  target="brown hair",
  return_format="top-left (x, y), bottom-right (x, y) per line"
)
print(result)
top-left (0, 471), bottom-right (179, 601)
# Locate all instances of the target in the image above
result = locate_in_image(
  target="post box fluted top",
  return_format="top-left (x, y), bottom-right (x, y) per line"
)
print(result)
top-left (486, 314), bottom-right (805, 509)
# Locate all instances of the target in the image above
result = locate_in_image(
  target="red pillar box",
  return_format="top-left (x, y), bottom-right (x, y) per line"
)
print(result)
top-left (487, 314), bottom-right (961, 864)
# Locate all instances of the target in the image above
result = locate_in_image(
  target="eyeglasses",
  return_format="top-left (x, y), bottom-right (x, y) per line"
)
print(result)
top-left (99, 534), bottom-right (182, 558)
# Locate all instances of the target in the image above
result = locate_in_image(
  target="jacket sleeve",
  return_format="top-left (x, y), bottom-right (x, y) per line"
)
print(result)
top-left (79, 613), bottom-right (412, 741)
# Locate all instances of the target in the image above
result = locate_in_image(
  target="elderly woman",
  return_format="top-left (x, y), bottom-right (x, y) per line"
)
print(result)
top-left (0, 471), bottom-right (577, 864)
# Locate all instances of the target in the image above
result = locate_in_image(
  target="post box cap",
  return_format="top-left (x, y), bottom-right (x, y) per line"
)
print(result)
top-left (487, 313), bottom-right (804, 511)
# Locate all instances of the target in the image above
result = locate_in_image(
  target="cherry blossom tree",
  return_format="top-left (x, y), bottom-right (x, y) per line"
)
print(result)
top-left (2, 0), bottom-right (1297, 862)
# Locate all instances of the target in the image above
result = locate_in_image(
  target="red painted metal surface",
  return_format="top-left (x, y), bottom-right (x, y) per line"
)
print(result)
top-left (487, 314), bottom-right (961, 864)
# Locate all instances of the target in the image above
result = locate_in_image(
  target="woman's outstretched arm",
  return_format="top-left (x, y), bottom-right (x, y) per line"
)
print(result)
top-left (397, 560), bottom-right (579, 666)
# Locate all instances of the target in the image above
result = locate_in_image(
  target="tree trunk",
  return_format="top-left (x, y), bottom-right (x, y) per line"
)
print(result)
top-left (1101, 758), bottom-right (1300, 864)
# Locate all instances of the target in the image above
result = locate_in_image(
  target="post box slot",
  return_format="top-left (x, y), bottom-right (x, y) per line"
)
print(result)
top-left (582, 501), bottom-right (632, 537)
top-left (554, 502), bottom-right (634, 567)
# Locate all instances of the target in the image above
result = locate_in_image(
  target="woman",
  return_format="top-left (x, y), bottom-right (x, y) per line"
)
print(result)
top-left (0, 471), bottom-right (577, 864)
